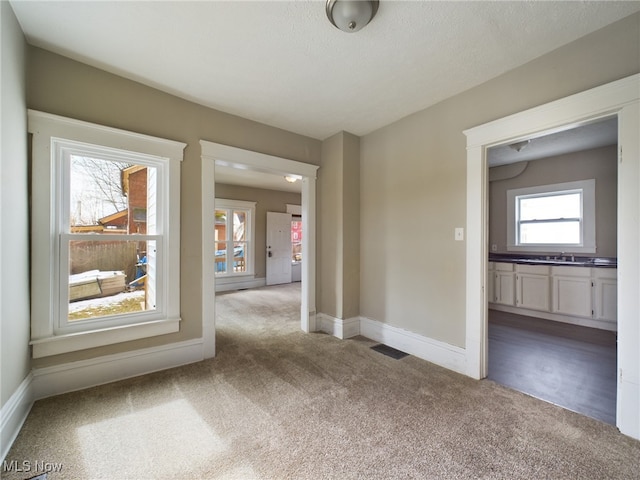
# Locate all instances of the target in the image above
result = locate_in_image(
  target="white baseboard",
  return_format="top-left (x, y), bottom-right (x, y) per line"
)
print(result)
top-left (32, 338), bottom-right (205, 400)
top-left (317, 314), bottom-right (360, 339)
top-left (359, 316), bottom-right (466, 375)
top-left (1, 373), bottom-right (34, 462)
top-left (489, 304), bottom-right (617, 331)
top-left (618, 377), bottom-right (639, 439)
top-left (215, 276), bottom-right (266, 293)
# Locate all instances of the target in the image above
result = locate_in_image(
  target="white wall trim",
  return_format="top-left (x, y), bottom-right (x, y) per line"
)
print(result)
top-left (317, 313), bottom-right (360, 339)
top-left (215, 277), bottom-right (266, 293)
top-left (1, 374), bottom-right (34, 463)
top-left (286, 204), bottom-right (302, 215)
top-left (489, 304), bottom-right (616, 332)
top-left (464, 73), bottom-right (640, 439)
top-left (200, 140), bottom-right (319, 335)
top-left (359, 317), bottom-right (466, 375)
top-left (200, 141), bottom-right (319, 179)
top-left (31, 339), bottom-right (204, 400)
top-left (30, 318), bottom-right (181, 359)
top-left (201, 156), bottom-right (216, 359)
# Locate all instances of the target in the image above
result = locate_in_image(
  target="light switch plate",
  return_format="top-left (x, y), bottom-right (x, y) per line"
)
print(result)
top-left (455, 227), bottom-right (464, 241)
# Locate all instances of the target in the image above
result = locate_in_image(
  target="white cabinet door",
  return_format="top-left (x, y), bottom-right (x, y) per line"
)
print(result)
top-left (594, 277), bottom-right (617, 323)
top-left (516, 273), bottom-right (550, 311)
top-left (487, 262), bottom-right (494, 305)
top-left (494, 272), bottom-right (515, 306)
top-left (552, 275), bottom-right (592, 317)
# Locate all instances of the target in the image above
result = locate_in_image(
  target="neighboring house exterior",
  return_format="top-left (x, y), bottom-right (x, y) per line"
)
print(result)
top-left (70, 165), bottom-right (147, 234)
top-left (122, 165), bottom-right (148, 235)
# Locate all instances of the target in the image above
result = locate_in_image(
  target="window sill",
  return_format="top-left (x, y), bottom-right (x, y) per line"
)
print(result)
top-left (30, 317), bottom-right (181, 358)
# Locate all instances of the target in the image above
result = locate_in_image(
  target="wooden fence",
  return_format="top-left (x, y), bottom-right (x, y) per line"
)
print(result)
top-left (70, 241), bottom-right (141, 284)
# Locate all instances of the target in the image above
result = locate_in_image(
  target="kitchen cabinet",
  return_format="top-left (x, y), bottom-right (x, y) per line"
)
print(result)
top-left (487, 262), bottom-right (494, 306)
top-left (489, 260), bottom-right (617, 331)
top-left (493, 263), bottom-right (515, 306)
top-left (551, 266), bottom-right (593, 318)
top-left (515, 264), bottom-right (550, 311)
top-left (593, 268), bottom-right (617, 323)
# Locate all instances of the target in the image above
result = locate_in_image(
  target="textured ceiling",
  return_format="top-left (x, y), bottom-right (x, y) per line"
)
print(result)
top-left (11, 1), bottom-right (640, 140)
top-left (488, 117), bottom-right (618, 167)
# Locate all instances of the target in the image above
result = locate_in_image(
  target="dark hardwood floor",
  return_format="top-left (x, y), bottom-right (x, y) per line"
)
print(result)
top-left (488, 309), bottom-right (617, 425)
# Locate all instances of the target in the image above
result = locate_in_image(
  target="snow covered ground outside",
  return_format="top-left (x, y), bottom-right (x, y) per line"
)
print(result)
top-left (69, 290), bottom-right (145, 314)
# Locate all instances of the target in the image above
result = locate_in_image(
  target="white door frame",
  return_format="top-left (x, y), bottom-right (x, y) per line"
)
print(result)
top-left (463, 74), bottom-right (640, 439)
top-left (200, 140), bottom-right (319, 358)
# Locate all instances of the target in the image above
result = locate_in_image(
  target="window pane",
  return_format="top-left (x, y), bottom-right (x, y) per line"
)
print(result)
top-left (233, 242), bottom-right (246, 272)
top-left (519, 193), bottom-right (581, 221)
top-left (68, 240), bottom-right (155, 322)
top-left (215, 242), bottom-right (227, 273)
top-left (519, 221), bottom-right (581, 244)
top-left (233, 211), bottom-right (246, 241)
top-left (69, 156), bottom-right (156, 235)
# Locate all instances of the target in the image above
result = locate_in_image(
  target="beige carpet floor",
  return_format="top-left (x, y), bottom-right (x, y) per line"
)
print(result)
top-left (3, 283), bottom-right (639, 479)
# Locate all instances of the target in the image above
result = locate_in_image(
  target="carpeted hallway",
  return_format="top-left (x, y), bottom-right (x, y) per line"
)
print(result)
top-left (3, 283), bottom-right (639, 479)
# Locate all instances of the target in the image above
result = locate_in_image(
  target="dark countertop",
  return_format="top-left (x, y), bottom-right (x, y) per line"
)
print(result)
top-left (489, 253), bottom-right (617, 268)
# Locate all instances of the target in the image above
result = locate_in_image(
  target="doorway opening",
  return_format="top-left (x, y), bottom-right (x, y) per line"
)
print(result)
top-left (484, 118), bottom-right (618, 424)
top-left (200, 140), bottom-right (319, 359)
top-left (464, 73), bottom-right (639, 438)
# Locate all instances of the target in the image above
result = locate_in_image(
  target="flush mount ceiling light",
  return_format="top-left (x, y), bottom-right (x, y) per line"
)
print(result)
top-left (284, 175), bottom-right (300, 183)
top-left (326, 0), bottom-right (379, 33)
top-left (508, 140), bottom-right (530, 152)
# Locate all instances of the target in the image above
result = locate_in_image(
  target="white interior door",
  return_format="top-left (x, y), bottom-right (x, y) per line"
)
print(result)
top-left (266, 212), bottom-right (292, 285)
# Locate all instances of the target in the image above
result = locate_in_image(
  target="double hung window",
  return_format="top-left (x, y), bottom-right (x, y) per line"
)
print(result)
top-left (29, 111), bottom-right (184, 358)
top-left (507, 180), bottom-right (596, 253)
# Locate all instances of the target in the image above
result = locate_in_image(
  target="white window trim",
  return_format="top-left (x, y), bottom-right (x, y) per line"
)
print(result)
top-left (507, 179), bottom-right (596, 253)
top-left (28, 110), bottom-right (185, 358)
top-left (214, 198), bottom-right (256, 280)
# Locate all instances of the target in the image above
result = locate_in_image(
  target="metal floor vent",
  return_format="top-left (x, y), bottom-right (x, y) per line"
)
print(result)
top-left (371, 344), bottom-right (409, 359)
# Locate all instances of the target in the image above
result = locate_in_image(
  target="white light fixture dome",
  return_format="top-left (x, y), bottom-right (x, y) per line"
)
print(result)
top-left (326, 0), bottom-right (379, 33)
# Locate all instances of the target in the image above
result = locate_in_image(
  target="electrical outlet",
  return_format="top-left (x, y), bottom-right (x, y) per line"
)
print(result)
top-left (491, 244), bottom-right (497, 251)
top-left (455, 227), bottom-right (464, 241)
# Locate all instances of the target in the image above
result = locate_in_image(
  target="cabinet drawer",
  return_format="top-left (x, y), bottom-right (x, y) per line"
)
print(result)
top-left (551, 266), bottom-right (591, 277)
top-left (516, 264), bottom-right (550, 275)
top-left (593, 268), bottom-right (617, 279)
top-left (494, 262), bottom-right (514, 272)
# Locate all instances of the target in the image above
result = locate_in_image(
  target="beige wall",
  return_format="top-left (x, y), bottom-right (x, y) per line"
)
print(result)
top-left (13, 10), bottom-right (640, 373)
top-left (360, 13), bottom-right (639, 348)
top-left (489, 145), bottom-right (618, 257)
top-left (318, 133), bottom-right (342, 318)
top-left (1, 2), bottom-right (31, 406)
top-left (342, 133), bottom-right (360, 320)
top-left (317, 132), bottom-right (360, 319)
top-left (214, 183), bottom-right (301, 279)
top-left (27, 46), bottom-right (321, 368)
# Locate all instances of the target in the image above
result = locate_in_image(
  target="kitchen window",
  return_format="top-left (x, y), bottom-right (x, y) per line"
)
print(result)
top-left (29, 111), bottom-right (185, 358)
top-left (507, 180), bottom-right (596, 253)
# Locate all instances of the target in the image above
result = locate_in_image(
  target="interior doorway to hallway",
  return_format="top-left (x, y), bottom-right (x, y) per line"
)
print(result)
top-left (201, 140), bottom-right (319, 359)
